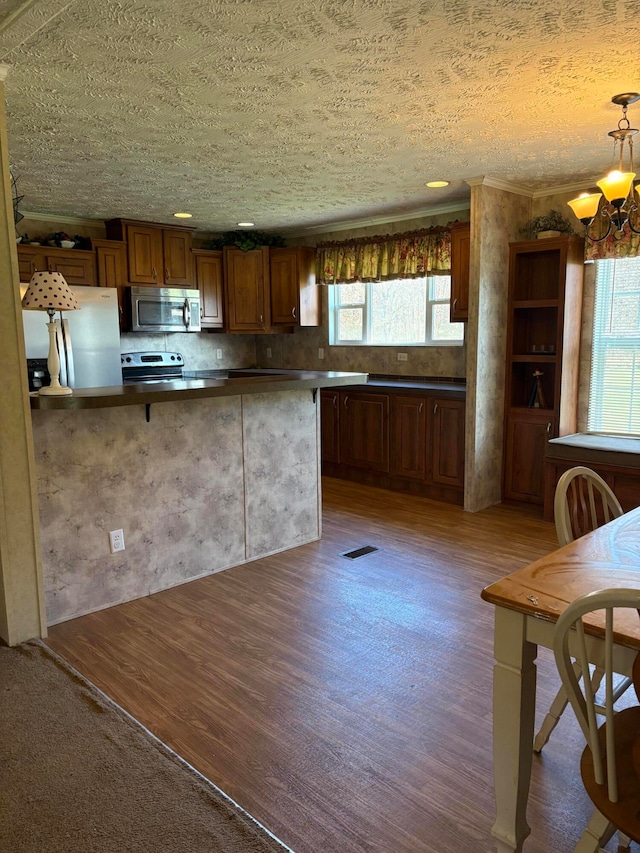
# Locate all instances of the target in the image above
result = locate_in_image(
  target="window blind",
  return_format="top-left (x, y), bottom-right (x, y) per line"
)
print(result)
top-left (588, 257), bottom-right (640, 436)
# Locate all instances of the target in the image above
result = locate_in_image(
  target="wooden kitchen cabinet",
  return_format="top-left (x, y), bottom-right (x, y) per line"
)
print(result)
top-left (450, 221), bottom-right (470, 322)
top-left (17, 244), bottom-right (96, 285)
top-left (504, 411), bottom-right (555, 503)
top-left (339, 391), bottom-right (389, 472)
top-left (105, 218), bottom-right (194, 287)
top-left (223, 246), bottom-right (270, 332)
top-left (502, 236), bottom-right (584, 505)
top-left (322, 386), bottom-right (466, 505)
top-left (94, 239), bottom-right (128, 331)
top-left (269, 246), bottom-right (320, 327)
top-left (320, 389), bottom-right (340, 463)
top-left (429, 397), bottom-right (465, 489)
top-left (390, 395), bottom-right (427, 480)
top-left (193, 249), bottom-right (224, 329)
top-left (94, 240), bottom-right (127, 288)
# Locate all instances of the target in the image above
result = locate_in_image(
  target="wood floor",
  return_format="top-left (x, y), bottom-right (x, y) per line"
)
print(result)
top-left (47, 478), bottom-right (611, 853)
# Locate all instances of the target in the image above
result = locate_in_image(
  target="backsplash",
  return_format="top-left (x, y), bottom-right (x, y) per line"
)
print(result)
top-left (254, 288), bottom-right (466, 378)
top-left (120, 332), bottom-right (257, 370)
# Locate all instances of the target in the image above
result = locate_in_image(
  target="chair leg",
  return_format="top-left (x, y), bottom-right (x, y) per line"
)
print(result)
top-left (573, 809), bottom-right (614, 853)
top-left (617, 830), bottom-right (631, 850)
top-left (534, 660), bottom-right (582, 753)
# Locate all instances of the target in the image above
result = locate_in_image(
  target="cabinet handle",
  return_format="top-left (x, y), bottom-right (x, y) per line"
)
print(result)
top-left (344, 395), bottom-right (349, 408)
top-left (259, 314), bottom-right (264, 325)
top-left (165, 267), bottom-right (170, 281)
top-left (546, 422), bottom-right (552, 437)
top-left (453, 298), bottom-right (458, 310)
top-left (292, 306), bottom-right (296, 320)
top-left (152, 267), bottom-right (157, 281)
top-left (419, 402), bottom-right (424, 413)
top-left (30, 262), bottom-right (35, 274)
top-left (433, 402), bottom-right (439, 414)
top-left (333, 395), bottom-right (337, 408)
top-left (200, 307), bottom-right (203, 319)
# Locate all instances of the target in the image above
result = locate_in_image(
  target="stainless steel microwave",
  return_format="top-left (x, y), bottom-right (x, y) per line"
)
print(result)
top-left (129, 287), bottom-right (201, 333)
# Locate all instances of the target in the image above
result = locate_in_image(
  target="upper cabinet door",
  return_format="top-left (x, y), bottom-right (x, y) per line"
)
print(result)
top-left (163, 230), bottom-right (193, 286)
top-left (46, 250), bottom-right (97, 286)
top-left (126, 224), bottom-right (164, 285)
top-left (270, 246), bottom-right (320, 327)
top-left (223, 247), bottom-right (269, 331)
top-left (270, 248), bottom-right (299, 325)
top-left (194, 250), bottom-right (223, 329)
top-left (450, 222), bottom-right (470, 322)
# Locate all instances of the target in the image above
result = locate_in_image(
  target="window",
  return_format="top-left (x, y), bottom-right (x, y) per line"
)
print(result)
top-left (588, 257), bottom-right (640, 436)
top-left (329, 276), bottom-right (464, 346)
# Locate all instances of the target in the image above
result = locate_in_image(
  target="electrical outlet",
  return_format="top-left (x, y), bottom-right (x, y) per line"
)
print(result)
top-left (216, 349), bottom-right (223, 360)
top-left (109, 529), bottom-right (125, 554)
top-left (318, 348), bottom-right (325, 359)
top-left (266, 347), bottom-right (272, 358)
top-left (397, 352), bottom-right (408, 362)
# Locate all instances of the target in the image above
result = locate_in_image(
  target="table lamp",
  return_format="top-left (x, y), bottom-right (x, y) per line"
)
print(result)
top-left (21, 270), bottom-right (79, 395)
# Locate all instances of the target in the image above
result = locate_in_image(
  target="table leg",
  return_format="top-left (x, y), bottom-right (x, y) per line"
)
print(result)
top-left (490, 606), bottom-right (538, 853)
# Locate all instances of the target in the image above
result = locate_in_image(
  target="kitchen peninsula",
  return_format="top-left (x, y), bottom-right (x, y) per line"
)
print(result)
top-left (30, 370), bottom-right (366, 625)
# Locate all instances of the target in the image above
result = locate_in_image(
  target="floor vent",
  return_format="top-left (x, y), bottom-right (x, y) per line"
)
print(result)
top-left (340, 545), bottom-right (379, 560)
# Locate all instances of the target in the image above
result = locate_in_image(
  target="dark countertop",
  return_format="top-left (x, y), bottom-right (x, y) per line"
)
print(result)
top-left (29, 369), bottom-right (369, 410)
top-left (316, 373), bottom-right (466, 399)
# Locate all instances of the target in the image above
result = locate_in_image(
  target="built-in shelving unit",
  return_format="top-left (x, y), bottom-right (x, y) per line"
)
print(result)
top-left (503, 235), bottom-right (584, 505)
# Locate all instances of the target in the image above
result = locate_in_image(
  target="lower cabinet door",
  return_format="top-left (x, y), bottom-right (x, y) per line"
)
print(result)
top-left (504, 412), bottom-right (554, 503)
top-left (391, 395), bottom-right (427, 479)
top-left (429, 397), bottom-right (465, 488)
top-left (340, 392), bottom-right (389, 472)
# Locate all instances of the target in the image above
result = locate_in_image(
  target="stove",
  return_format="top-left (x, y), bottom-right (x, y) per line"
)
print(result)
top-left (121, 351), bottom-right (184, 384)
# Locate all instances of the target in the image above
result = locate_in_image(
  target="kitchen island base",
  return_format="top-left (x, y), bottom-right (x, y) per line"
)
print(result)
top-left (32, 390), bottom-right (321, 625)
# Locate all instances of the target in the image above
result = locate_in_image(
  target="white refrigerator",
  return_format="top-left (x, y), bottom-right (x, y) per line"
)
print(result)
top-left (22, 285), bottom-right (122, 388)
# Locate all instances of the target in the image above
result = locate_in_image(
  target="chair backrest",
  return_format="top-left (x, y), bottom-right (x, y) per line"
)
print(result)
top-left (554, 466), bottom-right (623, 546)
top-left (553, 588), bottom-right (640, 804)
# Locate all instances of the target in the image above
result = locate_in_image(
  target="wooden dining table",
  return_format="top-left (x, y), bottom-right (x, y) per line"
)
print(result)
top-left (481, 505), bottom-right (640, 853)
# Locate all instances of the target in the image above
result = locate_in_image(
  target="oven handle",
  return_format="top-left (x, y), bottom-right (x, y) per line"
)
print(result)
top-left (183, 298), bottom-right (191, 330)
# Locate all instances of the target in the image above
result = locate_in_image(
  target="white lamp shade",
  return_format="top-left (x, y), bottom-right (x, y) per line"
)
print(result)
top-left (21, 271), bottom-right (79, 312)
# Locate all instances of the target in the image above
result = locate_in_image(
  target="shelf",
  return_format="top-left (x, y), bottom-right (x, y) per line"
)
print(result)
top-left (508, 405), bottom-right (555, 415)
top-left (512, 299), bottom-right (559, 309)
top-left (510, 355), bottom-right (557, 363)
top-left (510, 361), bottom-right (556, 409)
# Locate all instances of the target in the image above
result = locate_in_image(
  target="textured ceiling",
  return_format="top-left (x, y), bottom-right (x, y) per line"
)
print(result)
top-left (2, 0), bottom-right (640, 234)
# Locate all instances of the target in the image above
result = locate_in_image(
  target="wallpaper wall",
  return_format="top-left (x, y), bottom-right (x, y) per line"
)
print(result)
top-left (464, 183), bottom-right (531, 511)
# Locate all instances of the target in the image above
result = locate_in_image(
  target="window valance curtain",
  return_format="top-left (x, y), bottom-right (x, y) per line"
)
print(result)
top-left (316, 227), bottom-right (451, 285)
top-left (585, 229), bottom-right (640, 261)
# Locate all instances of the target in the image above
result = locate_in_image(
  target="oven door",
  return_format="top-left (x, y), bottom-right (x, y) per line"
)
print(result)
top-left (129, 287), bottom-right (201, 333)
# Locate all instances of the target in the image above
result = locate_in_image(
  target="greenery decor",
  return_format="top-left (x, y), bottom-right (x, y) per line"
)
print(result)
top-left (205, 230), bottom-right (286, 251)
top-left (522, 209), bottom-right (575, 237)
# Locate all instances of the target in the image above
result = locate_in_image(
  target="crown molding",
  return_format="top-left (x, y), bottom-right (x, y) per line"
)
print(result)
top-left (465, 175), bottom-right (534, 197)
top-left (19, 209), bottom-right (103, 227)
top-left (531, 180), bottom-right (598, 198)
top-left (290, 200), bottom-right (471, 236)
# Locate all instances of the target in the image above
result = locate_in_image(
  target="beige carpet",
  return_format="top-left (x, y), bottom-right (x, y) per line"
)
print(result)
top-left (0, 641), bottom-right (294, 852)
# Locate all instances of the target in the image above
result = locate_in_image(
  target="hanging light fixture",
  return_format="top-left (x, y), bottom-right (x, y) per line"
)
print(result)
top-left (568, 93), bottom-right (640, 242)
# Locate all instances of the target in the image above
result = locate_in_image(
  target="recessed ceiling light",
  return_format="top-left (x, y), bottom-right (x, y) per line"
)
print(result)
top-left (426, 181), bottom-right (449, 188)
top-left (237, 221), bottom-right (255, 227)
top-left (173, 212), bottom-right (192, 218)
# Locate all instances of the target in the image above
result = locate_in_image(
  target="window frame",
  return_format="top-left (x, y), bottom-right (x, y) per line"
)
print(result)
top-left (587, 256), bottom-right (640, 438)
top-left (328, 275), bottom-right (464, 347)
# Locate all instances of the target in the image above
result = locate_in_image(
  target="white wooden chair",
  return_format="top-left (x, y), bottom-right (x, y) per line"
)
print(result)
top-left (554, 588), bottom-right (640, 852)
top-left (534, 466), bottom-right (628, 753)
